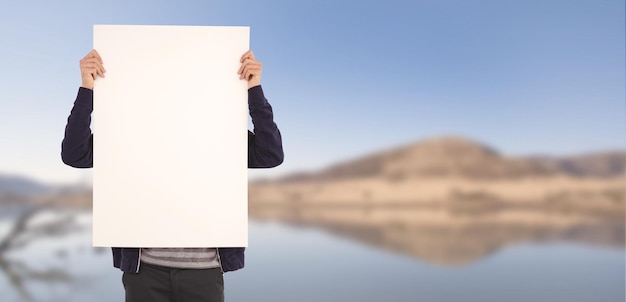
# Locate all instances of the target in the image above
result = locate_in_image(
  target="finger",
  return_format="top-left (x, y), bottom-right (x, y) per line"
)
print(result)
top-left (240, 50), bottom-right (253, 62)
top-left (243, 63), bottom-right (262, 79)
top-left (92, 49), bottom-right (103, 63)
top-left (244, 68), bottom-right (258, 81)
top-left (238, 59), bottom-right (256, 75)
top-left (83, 59), bottom-right (106, 75)
top-left (237, 62), bottom-right (244, 75)
top-left (82, 67), bottom-right (97, 79)
top-left (86, 49), bottom-right (103, 64)
top-left (239, 60), bottom-right (260, 75)
top-left (83, 64), bottom-right (104, 78)
top-left (81, 67), bottom-right (94, 75)
top-left (243, 66), bottom-right (261, 80)
top-left (243, 69), bottom-right (252, 80)
top-left (242, 58), bottom-right (257, 65)
top-left (83, 62), bottom-right (103, 71)
top-left (240, 50), bottom-right (249, 62)
top-left (81, 58), bottom-right (102, 67)
top-left (81, 57), bottom-right (102, 67)
top-left (239, 64), bottom-right (249, 79)
top-left (90, 56), bottom-right (106, 73)
top-left (96, 61), bottom-right (105, 76)
top-left (240, 64), bottom-right (254, 79)
top-left (86, 50), bottom-right (98, 61)
top-left (82, 63), bottom-right (98, 70)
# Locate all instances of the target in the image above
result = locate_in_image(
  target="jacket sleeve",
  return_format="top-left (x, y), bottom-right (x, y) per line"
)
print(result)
top-left (61, 87), bottom-right (94, 168)
top-left (248, 86), bottom-right (284, 168)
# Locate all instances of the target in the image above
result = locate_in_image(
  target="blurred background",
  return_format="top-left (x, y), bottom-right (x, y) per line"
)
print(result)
top-left (0, 0), bottom-right (624, 301)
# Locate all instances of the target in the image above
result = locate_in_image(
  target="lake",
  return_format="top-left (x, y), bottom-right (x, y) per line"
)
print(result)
top-left (0, 208), bottom-right (623, 302)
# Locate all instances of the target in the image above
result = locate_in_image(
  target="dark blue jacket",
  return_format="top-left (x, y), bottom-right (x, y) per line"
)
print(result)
top-left (61, 86), bottom-right (283, 273)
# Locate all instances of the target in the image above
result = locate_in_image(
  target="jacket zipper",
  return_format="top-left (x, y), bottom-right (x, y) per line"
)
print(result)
top-left (135, 248), bottom-right (142, 273)
top-left (215, 247), bottom-right (224, 273)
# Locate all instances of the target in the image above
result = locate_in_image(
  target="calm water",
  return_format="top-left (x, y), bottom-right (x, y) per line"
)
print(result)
top-left (0, 209), bottom-right (623, 302)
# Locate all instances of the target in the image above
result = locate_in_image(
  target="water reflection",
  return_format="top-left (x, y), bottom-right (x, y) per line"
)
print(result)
top-left (0, 207), bottom-right (75, 300)
top-left (0, 137), bottom-right (624, 300)
top-left (0, 199), bottom-right (624, 301)
top-left (249, 203), bottom-right (624, 266)
top-left (0, 200), bottom-right (105, 302)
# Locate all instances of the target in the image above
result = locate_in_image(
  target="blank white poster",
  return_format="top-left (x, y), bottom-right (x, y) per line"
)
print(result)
top-left (92, 25), bottom-right (249, 247)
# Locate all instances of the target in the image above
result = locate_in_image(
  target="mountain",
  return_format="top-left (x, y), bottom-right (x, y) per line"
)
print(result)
top-left (0, 174), bottom-right (53, 196)
top-left (527, 151), bottom-right (626, 178)
top-left (0, 174), bottom-right (93, 207)
top-left (275, 136), bottom-right (625, 182)
top-left (248, 136), bottom-right (624, 266)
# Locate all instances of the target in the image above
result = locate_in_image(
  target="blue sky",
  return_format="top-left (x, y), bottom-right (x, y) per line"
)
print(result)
top-left (0, 0), bottom-right (624, 184)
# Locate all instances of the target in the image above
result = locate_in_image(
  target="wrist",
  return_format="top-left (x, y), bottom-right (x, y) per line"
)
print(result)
top-left (248, 80), bottom-right (261, 89)
top-left (81, 82), bottom-right (94, 90)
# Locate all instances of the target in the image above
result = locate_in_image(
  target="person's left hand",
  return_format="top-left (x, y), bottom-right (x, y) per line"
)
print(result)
top-left (238, 50), bottom-right (262, 89)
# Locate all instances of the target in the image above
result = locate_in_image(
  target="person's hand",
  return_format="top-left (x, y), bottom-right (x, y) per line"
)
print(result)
top-left (238, 50), bottom-right (262, 89)
top-left (80, 49), bottom-right (105, 90)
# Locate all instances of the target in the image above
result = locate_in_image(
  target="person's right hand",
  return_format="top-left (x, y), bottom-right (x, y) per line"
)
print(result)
top-left (80, 49), bottom-right (105, 90)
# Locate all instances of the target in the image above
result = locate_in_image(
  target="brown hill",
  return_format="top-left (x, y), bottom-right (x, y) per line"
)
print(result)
top-left (277, 136), bottom-right (625, 182)
top-left (527, 151), bottom-right (626, 178)
top-left (249, 136), bottom-right (625, 266)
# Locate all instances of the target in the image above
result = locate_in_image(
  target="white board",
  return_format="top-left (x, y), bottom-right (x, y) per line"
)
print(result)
top-left (92, 25), bottom-right (249, 247)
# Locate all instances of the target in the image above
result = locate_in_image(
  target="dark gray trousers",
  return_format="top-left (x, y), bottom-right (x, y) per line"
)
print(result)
top-left (122, 262), bottom-right (224, 302)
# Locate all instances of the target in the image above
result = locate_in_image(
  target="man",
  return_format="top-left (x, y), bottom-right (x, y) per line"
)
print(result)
top-left (61, 49), bottom-right (283, 302)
